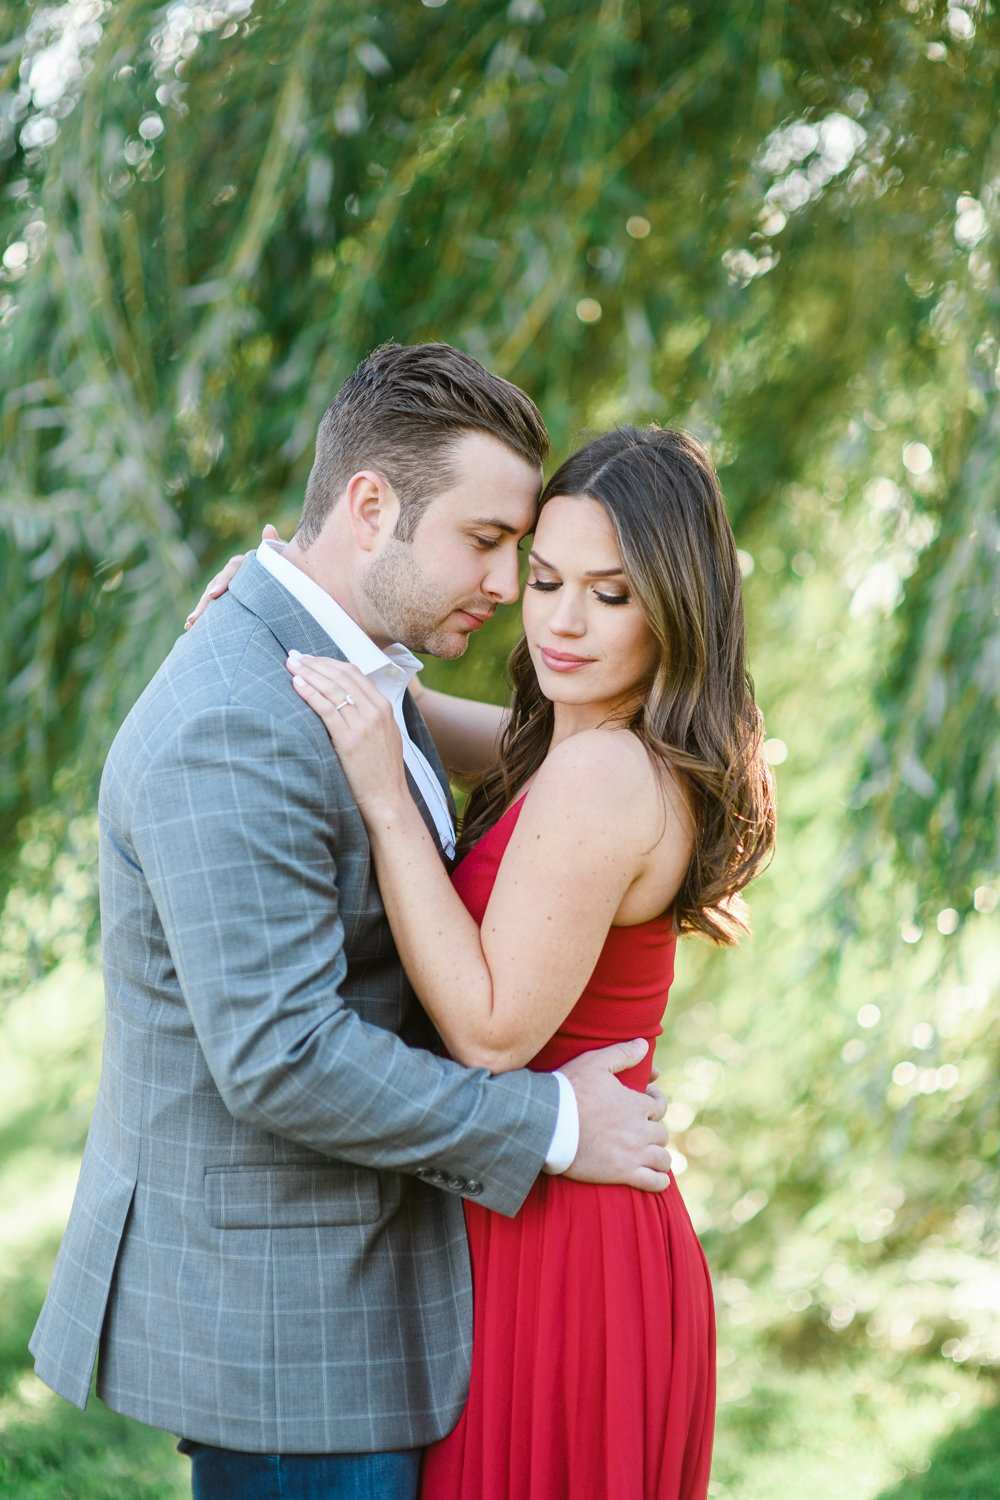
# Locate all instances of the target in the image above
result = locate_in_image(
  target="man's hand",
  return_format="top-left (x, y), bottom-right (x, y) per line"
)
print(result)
top-left (560, 1040), bottom-right (671, 1193)
top-left (646, 1063), bottom-right (668, 1125)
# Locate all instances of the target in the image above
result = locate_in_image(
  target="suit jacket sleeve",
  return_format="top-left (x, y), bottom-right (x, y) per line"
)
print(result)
top-left (129, 701), bottom-right (558, 1217)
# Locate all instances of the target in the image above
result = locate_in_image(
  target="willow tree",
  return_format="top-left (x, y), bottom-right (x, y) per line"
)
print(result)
top-left (2, 0), bottom-right (995, 917)
top-left (1, 5), bottom-right (997, 974)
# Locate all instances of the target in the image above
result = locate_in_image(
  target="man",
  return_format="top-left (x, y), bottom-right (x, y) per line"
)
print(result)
top-left (30, 343), bottom-right (670, 1499)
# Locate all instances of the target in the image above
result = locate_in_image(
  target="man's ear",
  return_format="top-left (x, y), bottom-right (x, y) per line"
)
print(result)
top-left (343, 470), bottom-right (399, 553)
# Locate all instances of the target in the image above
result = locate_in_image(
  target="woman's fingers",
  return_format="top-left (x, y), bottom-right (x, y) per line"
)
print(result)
top-left (285, 654), bottom-right (375, 707)
top-left (285, 655), bottom-right (382, 738)
top-left (185, 526), bottom-right (284, 630)
top-left (287, 667), bottom-right (347, 737)
top-left (185, 555), bottom-right (246, 628)
top-left (285, 654), bottom-right (406, 815)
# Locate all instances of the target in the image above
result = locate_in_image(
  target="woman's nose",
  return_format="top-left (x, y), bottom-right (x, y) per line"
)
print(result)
top-left (548, 593), bottom-right (585, 635)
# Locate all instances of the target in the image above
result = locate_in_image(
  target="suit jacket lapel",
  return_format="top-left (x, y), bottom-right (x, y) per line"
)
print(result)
top-left (402, 689), bottom-right (456, 866)
top-left (229, 555), bottom-right (349, 663)
top-left (402, 690), bottom-right (456, 819)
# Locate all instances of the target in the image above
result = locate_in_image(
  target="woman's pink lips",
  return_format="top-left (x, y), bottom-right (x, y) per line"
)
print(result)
top-left (539, 646), bottom-right (594, 672)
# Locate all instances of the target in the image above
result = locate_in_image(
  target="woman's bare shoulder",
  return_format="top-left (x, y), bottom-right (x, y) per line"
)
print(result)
top-left (528, 729), bottom-right (675, 832)
top-left (533, 728), bottom-right (693, 869)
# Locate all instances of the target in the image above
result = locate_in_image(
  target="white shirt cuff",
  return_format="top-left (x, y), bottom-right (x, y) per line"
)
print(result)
top-left (542, 1071), bottom-right (579, 1175)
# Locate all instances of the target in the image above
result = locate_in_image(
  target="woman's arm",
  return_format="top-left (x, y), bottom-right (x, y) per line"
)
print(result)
top-left (408, 676), bottom-right (509, 781)
top-left (287, 653), bottom-right (691, 1072)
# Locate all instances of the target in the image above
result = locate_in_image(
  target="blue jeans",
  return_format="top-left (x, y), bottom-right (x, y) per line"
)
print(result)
top-left (177, 1439), bottom-right (422, 1500)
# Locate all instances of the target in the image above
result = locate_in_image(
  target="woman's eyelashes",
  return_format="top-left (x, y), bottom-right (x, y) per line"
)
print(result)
top-left (527, 576), bottom-right (631, 606)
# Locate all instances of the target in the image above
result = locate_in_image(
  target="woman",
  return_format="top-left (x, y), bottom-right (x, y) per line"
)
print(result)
top-left (278, 425), bottom-right (775, 1499)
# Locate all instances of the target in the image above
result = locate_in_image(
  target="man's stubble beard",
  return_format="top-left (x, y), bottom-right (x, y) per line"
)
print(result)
top-left (362, 539), bottom-right (470, 659)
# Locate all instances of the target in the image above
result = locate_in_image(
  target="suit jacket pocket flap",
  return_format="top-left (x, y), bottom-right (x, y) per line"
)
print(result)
top-left (205, 1163), bottom-right (381, 1229)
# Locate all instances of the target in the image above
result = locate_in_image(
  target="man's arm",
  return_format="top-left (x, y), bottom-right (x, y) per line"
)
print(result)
top-left (132, 701), bottom-right (669, 1201)
top-left (129, 702), bottom-right (557, 1217)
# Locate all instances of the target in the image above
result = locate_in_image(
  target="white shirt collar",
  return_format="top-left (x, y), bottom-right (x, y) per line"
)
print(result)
top-left (255, 541), bottom-right (422, 687)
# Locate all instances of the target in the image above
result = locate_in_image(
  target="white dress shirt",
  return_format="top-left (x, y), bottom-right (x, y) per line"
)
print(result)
top-left (256, 541), bottom-right (455, 857)
top-left (254, 543), bottom-right (579, 1172)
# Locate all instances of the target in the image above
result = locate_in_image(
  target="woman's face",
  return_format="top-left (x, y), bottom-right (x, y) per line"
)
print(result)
top-left (522, 493), bottom-right (660, 724)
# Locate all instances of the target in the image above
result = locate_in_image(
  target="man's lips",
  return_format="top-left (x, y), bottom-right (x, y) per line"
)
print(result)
top-left (457, 609), bottom-right (493, 630)
top-left (538, 646), bottom-right (595, 672)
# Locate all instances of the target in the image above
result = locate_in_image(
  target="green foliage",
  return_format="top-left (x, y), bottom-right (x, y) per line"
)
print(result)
top-left (1, 0), bottom-right (997, 910)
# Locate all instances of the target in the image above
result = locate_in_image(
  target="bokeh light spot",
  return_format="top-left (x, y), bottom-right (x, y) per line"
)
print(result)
top-left (902, 442), bottom-right (933, 475)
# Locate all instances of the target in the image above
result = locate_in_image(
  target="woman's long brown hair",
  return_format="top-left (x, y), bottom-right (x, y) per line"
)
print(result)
top-left (458, 425), bottom-right (776, 944)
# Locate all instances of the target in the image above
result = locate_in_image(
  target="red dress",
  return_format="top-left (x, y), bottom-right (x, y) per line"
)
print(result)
top-left (420, 795), bottom-right (716, 1500)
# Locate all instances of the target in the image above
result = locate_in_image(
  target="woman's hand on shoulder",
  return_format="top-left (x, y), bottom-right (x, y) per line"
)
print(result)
top-left (285, 653), bottom-right (409, 821)
top-left (185, 524), bottom-right (282, 630)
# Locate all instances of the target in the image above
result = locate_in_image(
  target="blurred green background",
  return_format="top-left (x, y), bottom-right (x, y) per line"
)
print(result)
top-left (1, 1), bottom-right (997, 1495)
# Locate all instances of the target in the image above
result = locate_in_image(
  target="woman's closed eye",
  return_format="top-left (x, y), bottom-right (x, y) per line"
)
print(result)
top-left (528, 576), bottom-right (631, 606)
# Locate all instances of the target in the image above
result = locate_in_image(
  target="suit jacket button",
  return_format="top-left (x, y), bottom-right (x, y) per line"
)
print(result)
top-left (466, 1180), bottom-right (484, 1196)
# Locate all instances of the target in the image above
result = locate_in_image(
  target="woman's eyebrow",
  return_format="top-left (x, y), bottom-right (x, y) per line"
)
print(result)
top-left (529, 548), bottom-right (625, 579)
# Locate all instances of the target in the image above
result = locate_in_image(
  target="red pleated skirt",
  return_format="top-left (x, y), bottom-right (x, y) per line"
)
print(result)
top-left (420, 1170), bottom-right (715, 1499)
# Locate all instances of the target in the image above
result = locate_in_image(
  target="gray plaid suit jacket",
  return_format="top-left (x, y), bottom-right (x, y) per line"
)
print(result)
top-left (29, 556), bottom-right (558, 1453)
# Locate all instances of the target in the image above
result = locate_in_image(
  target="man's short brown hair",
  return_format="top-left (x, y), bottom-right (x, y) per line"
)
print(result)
top-left (298, 342), bottom-right (550, 544)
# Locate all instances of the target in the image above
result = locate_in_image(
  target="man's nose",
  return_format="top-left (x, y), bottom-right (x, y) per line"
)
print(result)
top-left (484, 544), bottom-right (521, 603)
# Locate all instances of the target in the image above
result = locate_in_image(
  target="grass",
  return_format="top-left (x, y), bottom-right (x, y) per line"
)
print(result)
top-left (0, 1393), bottom-right (187, 1500)
top-left (709, 1345), bottom-right (998, 1499)
top-left (1, 956), bottom-right (997, 1497)
top-left (875, 1400), bottom-right (1000, 1500)
top-left (0, 962), bottom-right (191, 1499)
